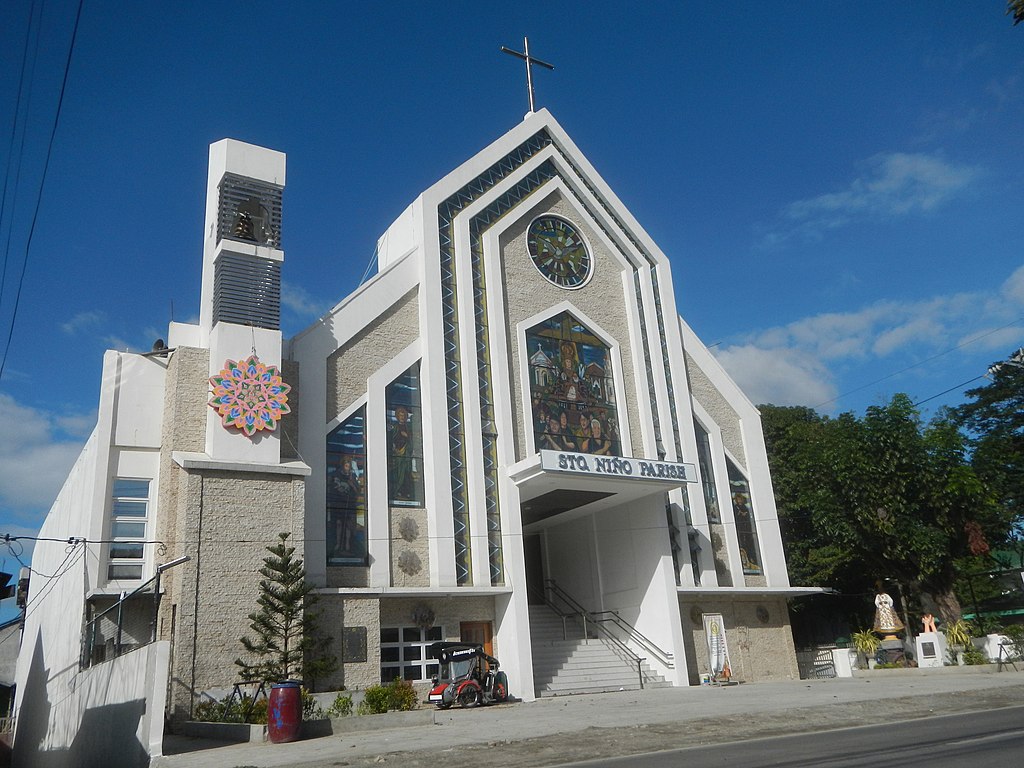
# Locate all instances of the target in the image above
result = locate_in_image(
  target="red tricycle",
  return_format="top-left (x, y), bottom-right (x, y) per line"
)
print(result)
top-left (427, 642), bottom-right (509, 708)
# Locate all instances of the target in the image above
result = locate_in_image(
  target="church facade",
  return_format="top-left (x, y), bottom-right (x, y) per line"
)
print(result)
top-left (16, 111), bottom-right (819, 736)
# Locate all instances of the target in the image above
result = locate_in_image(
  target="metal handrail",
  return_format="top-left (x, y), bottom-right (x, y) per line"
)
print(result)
top-left (587, 610), bottom-right (676, 670)
top-left (542, 579), bottom-right (675, 687)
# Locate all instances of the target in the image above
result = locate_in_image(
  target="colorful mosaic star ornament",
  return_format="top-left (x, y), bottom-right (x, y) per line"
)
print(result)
top-left (209, 354), bottom-right (291, 436)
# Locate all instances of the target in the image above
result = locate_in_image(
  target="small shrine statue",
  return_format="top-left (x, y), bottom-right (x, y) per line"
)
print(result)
top-left (872, 592), bottom-right (905, 639)
top-left (921, 613), bottom-right (937, 634)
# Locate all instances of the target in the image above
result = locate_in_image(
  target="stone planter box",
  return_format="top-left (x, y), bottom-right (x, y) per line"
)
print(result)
top-left (180, 721), bottom-right (267, 743)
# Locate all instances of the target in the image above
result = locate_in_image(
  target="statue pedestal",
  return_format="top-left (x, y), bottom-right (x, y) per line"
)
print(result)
top-left (915, 631), bottom-right (946, 668)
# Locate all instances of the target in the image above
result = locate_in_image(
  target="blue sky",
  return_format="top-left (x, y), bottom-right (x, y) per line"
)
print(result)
top-left (1, 2), bottom-right (1023, 598)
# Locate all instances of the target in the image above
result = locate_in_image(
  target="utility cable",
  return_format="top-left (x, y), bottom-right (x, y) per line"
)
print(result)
top-left (0, 0), bottom-right (38, 303)
top-left (0, 0), bottom-right (84, 383)
top-left (811, 317), bottom-right (1023, 410)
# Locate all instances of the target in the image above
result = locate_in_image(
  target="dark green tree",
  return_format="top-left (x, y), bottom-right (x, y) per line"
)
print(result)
top-left (236, 532), bottom-right (336, 687)
top-left (1009, 0), bottom-right (1024, 25)
top-left (761, 395), bottom-right (1005, 624)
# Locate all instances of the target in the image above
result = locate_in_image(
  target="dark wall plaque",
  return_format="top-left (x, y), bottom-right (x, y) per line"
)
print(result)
top-left (342, 626), bottom-right (368, 663)
top-left (921, 641), bottom-right (936, 658)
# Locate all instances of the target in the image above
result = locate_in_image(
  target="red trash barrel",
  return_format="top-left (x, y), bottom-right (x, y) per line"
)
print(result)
top-left (268, 682), bottom-right (301, 743)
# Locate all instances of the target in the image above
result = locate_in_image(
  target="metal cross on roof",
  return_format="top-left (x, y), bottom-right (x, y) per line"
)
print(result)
top-left (500, 37), bottom-right (554, 114)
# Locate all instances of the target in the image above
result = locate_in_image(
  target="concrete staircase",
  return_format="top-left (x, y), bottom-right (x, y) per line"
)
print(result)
top-left (529, 605), bottom-right (671, 697)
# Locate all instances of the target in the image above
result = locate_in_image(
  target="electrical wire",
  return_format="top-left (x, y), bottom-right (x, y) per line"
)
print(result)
top-left (0, 0), bottom-right (38, 303)
top-left (811, 318), bottom-right (1024, 411)
top-left (0, 0), bottom-right (84, 383)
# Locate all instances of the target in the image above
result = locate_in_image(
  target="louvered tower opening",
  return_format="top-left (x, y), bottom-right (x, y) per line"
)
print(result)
top-left (213, 173), bottom-right (283, 330)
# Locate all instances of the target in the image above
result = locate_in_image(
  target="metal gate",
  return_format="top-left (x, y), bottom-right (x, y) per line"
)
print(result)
top-left (796, 646), bottom-right (838, 679)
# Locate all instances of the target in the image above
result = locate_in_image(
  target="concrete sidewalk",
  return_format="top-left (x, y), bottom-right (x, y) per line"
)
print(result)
top-left (152, 667), bottom-right (1024, 768)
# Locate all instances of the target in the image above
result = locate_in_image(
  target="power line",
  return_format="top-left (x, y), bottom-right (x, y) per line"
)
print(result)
top-left (0, 0), bottom-right (84, 383)
top-left (912, 375), bottom-right (987, 408)
top-left (0, 0), bottom-right (38, 304)
top-left (812, 318), bottom-right (1024, 410)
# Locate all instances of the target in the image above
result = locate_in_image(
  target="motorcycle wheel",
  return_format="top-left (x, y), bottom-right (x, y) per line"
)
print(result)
top-left (493, 672), bottom-right (509, 702)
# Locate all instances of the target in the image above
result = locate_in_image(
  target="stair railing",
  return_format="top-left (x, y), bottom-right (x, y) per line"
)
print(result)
top-left (542, 579), bottom-right (675, 688)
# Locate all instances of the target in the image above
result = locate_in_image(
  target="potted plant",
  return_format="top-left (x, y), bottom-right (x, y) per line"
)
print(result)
top-left (944, 619), bottom-right (972, 665)
top-left (852, 629), bottom-right (881, 669)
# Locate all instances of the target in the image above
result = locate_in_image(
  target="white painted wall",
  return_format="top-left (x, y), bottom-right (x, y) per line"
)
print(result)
top-left (14, 640), bottom-right (170, 767)
top-left (13, 349), bottom-right (170, 762)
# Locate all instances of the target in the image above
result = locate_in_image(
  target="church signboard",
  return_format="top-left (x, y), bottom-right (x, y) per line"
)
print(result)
top-left (540, 449), bottom-right (696, 483)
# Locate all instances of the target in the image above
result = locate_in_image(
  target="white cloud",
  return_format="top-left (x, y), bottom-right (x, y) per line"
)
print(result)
top-left (0, 393), bottom-right (88, 516)
top-left (60, 310), bottom-right (106, 335)
top-left (281, 281), bottom-right (330, 318)
top-left (714, 266), bottom-right (1024, 410)
top-left (1002, 264), bottom-right (1024, 305)
top-left (765, 152), bottom-right (980, 245)
top-left (713, 345), bottom-right (836, 408)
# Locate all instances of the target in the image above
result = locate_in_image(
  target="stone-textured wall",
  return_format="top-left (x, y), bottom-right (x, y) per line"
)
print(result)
top-left (155, 346), bottom-right (209, 578)
top-left (155, 345), bottom-right (209, 714)
top-left (169, 471), bottom-right (306, 719)
top-left (500, 193), bottom-right (643, 461)
top-left (326, 287), bottom-right (419, 418)
top-left (684, 351), bottom-right (745, 472)
top-left (379, 596), bottom-right (495, 644)
top-left (381, 596), bottom-right (496, 697)
top-left (315, 595), bottom-right (496, 696)
top-left (390, 507), bottom-right (430, 587)
top-left (680, 597), bottom-right (798, 683)
top-left (155, 345), bottom-right (309, 721)
top-left (317, 596), bottom-right (381, 692)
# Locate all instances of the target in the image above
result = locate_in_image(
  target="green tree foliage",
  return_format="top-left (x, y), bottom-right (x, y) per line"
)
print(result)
top-left (953, 358), bottom-right (1024, 556)
top-left (1009, 0), bottom-right (1024, 25)
top-left (236, 532), bottom-right (336, 687)
top-left (761, 395), bottom-right (1006, 624)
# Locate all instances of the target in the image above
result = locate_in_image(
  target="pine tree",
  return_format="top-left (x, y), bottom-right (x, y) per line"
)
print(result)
top-left (236, 532), bottom-right (336, 687)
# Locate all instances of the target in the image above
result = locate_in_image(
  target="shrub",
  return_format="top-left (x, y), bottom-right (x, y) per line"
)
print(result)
top-left (326, 693), bottom-right (353, 718)
top-left (358, 684), bottom-right (391, 715)
top-left (193, 693), bottom-right (268, 724)
top-left (357, 678), bottom-right (419, 715)
top-left (301, 687), bottom-right (325, 721)
top-left (963, 644), bottom-right (988, 665)
top-left (386, 678), bottom-right (418, 711)
top-left (971, 615), bottom-right (1003, 637)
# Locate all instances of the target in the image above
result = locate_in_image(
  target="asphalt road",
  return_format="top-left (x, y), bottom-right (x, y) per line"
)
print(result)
top-left (551, 705), bottom-right (1024, 768)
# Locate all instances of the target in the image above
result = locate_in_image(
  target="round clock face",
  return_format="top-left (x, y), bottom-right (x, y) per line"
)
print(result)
top-left (527, 215), bottom-right (592, 289)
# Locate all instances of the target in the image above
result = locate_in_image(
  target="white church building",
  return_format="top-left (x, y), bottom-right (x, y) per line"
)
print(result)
top-left (14, 109), bottom-right (821, 760)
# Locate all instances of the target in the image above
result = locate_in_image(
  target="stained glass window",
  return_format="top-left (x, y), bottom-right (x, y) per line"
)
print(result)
top-left (386, 364), bottom-right (425, 507)
top-left (728, 459), bottom-right (762, 575)
top-left (526, 312), bottom-right (620, 456)
top-left (694, 421), bottom-right (721, 523)
top-left (326, 408), bottom-right (368, 566)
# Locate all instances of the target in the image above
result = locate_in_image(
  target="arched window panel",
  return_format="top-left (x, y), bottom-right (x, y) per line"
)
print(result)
top-left (385, 363), bottom-right (425, 507)
top-left (727, 458), bottom-right (763, 576)
top-left (526, 312), bottom-right (620, 457)
top-left (326, 407), bottom-right (367, 566)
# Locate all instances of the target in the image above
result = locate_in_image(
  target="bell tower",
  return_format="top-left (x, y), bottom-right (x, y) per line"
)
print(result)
top-left (198, 139), bottom-right (287, 464)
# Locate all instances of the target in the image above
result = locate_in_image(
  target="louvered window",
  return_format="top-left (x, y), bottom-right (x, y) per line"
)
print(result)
top-left (217, 173), bottom-right (282, 247)
top-left (213, 253), bottom-right (281, 329)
